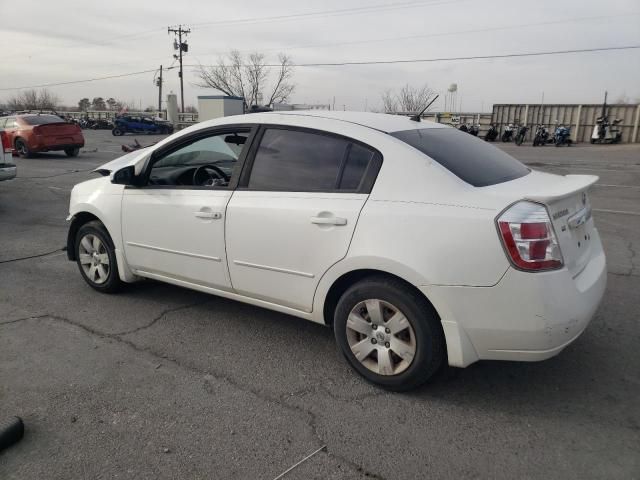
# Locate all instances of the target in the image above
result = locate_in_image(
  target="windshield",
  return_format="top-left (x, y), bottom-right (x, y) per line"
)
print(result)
top-left (21, 115), bottom-right (65, 125)
top-left (391, 127), bottom-right (530, 187)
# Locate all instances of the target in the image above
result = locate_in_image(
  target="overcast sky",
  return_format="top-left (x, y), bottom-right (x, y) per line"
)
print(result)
top-left (1, 0), bottom-right (639, 112)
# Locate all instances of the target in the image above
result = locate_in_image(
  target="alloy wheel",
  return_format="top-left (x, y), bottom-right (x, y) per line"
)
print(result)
top-left (345, 299), bottom-right (417, 376)
top-left (78, 234), bottom-right (110, 284)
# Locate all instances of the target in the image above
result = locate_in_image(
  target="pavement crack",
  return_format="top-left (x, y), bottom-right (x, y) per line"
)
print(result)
top-left (0, 314), bottom-right (49, 326)
top-left (112, 300), bottom-right (212, 336)
top-left (4, 312), bottom-right (388, 479)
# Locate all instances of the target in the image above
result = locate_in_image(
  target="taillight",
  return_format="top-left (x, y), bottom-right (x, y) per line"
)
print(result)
top-left (497, 201), bottom-right (563, 271)
top-left (0, 131), bottom-right (11, 152)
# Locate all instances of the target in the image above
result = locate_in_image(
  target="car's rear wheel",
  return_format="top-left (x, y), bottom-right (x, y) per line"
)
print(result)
top-left (334, 276), bottom-right (445, 391)
top-left (75, 221), bottom-right (122, 293)
top-left (14, 138), bottom-right (33, 158)
top-left (112, 127), bottom-right (124, 136)
top-left (65, 147), bottom-right (80, 157)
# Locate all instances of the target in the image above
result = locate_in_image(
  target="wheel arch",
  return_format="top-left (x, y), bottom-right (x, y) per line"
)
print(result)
top-left (320, 268), bottom-right (441, 329)
top-left (66, 212), bottom-right (103, 260)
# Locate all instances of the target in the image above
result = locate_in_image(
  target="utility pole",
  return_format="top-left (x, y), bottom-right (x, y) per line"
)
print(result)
top-left (156, 65), bottom-right (163, 113)
top-left (168, 25), bottom-right (190, 113)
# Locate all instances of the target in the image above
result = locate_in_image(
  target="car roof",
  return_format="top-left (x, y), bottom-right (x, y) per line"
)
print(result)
top-left (239, 110), bottom-right (448, 134)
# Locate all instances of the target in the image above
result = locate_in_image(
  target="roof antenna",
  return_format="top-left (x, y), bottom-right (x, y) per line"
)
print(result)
top-left (409, 94), bottom-right (439, 122)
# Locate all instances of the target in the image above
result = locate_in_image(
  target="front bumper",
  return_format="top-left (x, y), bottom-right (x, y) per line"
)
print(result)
top-left (0, 164), bottom-right (17, 181)
top-left (423, 228), bottom-right (607, 367)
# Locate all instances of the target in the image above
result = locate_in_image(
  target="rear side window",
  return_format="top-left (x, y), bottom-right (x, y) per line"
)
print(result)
top-left (247, 128), bottom-right (378, 192)
top-left (21, 115), bottom-right (64, 125)
top-left (391, 128), bottom-right (530, 187)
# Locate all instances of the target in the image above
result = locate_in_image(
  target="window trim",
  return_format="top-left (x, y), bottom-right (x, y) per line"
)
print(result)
top-left (237, 124), bottom-right (383, 194)
top-left (133, 124), bottom-right (259, 190)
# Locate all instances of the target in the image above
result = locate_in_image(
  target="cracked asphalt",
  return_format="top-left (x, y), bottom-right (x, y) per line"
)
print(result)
top-left (1, 131), bottom-right (639, 479)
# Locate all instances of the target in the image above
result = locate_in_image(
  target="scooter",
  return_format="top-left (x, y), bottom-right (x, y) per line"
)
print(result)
top-left (458, 123), bottom-right (469, 133)
top-left (515, 125), bottom-right (529, 146)
top-left (501, 123), bottom-right (515, 142)
top-left (591, 117), bottom-right (622, 144)
top-left (484, 124), bottom-right (498, 142)
top-left (554, 124), bottom-right (572, 146)
top-left (532, 125), bottom-right (549, 146)
top-left (468, 124), bottom-right (479, 136)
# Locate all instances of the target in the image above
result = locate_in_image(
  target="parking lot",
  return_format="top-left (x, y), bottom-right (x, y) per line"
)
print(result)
top-left (1, 130), bottom-right (639, 479)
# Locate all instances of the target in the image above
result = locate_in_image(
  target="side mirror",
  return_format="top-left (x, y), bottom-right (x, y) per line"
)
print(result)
top-left (112, 165), bottom-right (138, 186)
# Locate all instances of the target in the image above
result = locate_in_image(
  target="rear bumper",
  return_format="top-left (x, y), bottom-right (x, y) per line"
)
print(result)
top-left (30, 135), bottom-right (84, 152)
top-left (423, 228), bottom-right (607, 367)
top-left (0, 164), bottom-right (17, 181)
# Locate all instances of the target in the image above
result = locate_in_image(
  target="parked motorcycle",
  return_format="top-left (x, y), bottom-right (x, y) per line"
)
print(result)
top-left (458, 123), bottom-right (469, 133)
top-left (468, 124), bottom-right (479, 136)
top-left (591, 116), bottom-right (622, 144)
top-left (515, 125), bottom-right (529, 146)
top-left (501, 123), bottom-right (515, 142)
top-left (554, 124), bottom-right (572, 146)
top-left (532, 125), bottom-right (549, 146)
top-left (484, 124), bottom-right (498, 142)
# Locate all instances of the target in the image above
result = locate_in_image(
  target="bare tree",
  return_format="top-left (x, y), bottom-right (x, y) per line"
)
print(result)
top-left (380, 84), bottom-right (436, 113)
top-left (381, 89), bottom-right (397, 113)
top-left (38, 89), bottom-right (59, 110)
top-left (6, 88), bottom-right (59, 111)
top-left (196, 50), bottom-right (295, 109)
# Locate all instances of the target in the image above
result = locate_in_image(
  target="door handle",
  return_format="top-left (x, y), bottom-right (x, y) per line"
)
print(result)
top-left (194, 211), bottom-right (222, 219)
top-left (311, 216), bottom-right (347, 226)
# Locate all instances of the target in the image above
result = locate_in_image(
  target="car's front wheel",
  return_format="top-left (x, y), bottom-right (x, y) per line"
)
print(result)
top-left (75, 221), bottom-right (122, 293)
top-left (334, 276), bottom-right (445, 391)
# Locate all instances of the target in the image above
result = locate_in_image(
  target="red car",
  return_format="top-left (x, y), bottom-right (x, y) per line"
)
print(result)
top-left (0, 114), bottom-right (84, 157)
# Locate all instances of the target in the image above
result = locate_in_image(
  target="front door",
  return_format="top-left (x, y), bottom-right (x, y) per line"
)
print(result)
top-left (226, 127), bottom-right (381, 311)
top-left (122, 128), bottom-right (253, 290)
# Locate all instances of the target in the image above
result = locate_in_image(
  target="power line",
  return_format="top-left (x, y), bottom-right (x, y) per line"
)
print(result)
top-left (1, 45), bottom-right (638, 91)
top-left (197, 13), bottom-right (640, 55)
top-left (190, 45), bottom-right (640, 68)
top-left (191, 0), bottom-right (464, 28)
top-left (0, 69), bottom-right (158, 91)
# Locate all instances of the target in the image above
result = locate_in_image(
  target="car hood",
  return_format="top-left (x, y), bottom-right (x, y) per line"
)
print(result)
top-left (93, 148), bottom-right (150, 176)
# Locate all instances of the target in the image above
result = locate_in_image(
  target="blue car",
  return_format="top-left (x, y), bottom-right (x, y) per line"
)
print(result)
top-left (112, 116), bottom-right (174, 136)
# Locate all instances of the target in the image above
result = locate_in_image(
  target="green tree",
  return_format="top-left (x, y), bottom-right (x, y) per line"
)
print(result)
top-left (91, 97), bottom-right (106, 110)
top-left (106, 98), bottom-right (117, 110)
top-left (78, 98), bottom-right (90, 111)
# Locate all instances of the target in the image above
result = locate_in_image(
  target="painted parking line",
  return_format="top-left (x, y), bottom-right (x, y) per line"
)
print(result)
top-left (593, 208), bottom-right (640, 217)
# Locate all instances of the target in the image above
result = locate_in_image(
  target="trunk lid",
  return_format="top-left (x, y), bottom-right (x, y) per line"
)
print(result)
top-left (483, 170), bottom-right (598, 277)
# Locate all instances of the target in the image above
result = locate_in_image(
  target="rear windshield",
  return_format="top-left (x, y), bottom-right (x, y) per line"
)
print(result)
top-left (21, 115), bottom-right (65, 125)
top-left (390, 128), bottom-right (530, 187)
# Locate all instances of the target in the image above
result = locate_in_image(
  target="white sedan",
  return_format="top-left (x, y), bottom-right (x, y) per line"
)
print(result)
top-left (67, 111), bottom-right (606, 390)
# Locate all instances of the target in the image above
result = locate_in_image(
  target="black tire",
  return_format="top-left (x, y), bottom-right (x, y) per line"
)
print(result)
top-left (333, 276), bottom-right (445, 391)
top-left (112, 127), bottom-right (124, 136)
top-left (590, 138), bottom-right (596, 144)
top-left (515, 135), bottom-right (524, 146)
top-left (14, 138), bottom-right (33, 158)
top-left (65, 147), bottom-right (80, 157)
top-left (74, 220), bottom-right (122, 293)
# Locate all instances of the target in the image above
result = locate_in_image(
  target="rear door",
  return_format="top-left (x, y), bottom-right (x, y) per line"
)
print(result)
top-left (225, 126), bottom-right (382, 312)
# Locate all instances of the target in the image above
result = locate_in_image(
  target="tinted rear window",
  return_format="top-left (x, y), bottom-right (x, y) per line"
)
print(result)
top-left (21, 115), bottom-right (65, 125)
top-left (391, 128), bottom-right (530, 187)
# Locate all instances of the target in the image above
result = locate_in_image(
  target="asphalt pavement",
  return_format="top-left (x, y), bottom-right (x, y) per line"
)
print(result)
top-left (1, 130), bottom-right (638, 479)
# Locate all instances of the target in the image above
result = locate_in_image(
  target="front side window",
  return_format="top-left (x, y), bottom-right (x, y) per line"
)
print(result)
top-left (148, 131), bottom-right (250, 188)
top-left (247, 128), bottom-right (378, 192)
